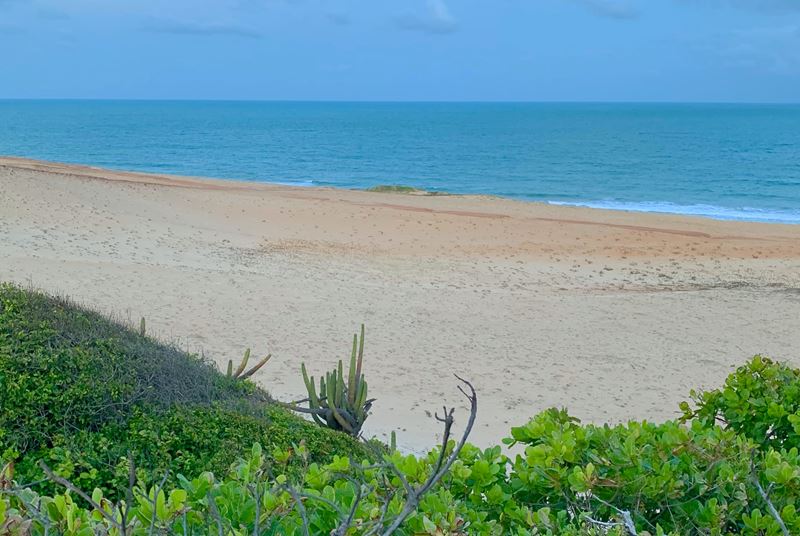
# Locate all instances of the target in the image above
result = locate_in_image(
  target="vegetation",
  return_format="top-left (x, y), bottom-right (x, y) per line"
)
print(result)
top-left (366, 185), bottom-right (450, 196)
top-left (293, 324), bottom-right (373, 437)
top-left (367, 185), bottom-right (420, 193)
top-left (682, 354), bottom-right (800, 452)
top-left (2, 283), bottom-right (800, 534)
top-left (226, 348), bottom-right (273, 381)
top-left (0, 284), bottom-right (363, 498)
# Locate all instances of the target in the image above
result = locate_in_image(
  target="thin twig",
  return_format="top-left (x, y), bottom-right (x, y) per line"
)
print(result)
top-left (284, 486), bottom-right (311, 536)
top-left (206, 491), bottom-right (225, 536)
top-left (592, 495), bottom-right (638, 536)
top-left (332, 480), bottom-right (365, 536)
top-left (121, 454), bottom-right (137, 536)
top-left (148, 471), bottom-right (170, 536)
top-left (750, 458), bottom-right (790, 536)
top-left (38, 461), bottom-right (124, 531)
top-left (379, 375), bottom-right (478, 536)
top-left (250, 483), bottom-right (261, 536)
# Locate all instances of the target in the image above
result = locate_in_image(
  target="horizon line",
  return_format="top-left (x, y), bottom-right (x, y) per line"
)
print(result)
top-left (1, 98), bottom-right (799, 106)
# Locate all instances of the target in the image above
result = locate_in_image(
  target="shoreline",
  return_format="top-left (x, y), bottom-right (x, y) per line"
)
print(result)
top-left (2, 155), bottom-right (799, 227)
top-left (3, 155), bottom-right (800, 451)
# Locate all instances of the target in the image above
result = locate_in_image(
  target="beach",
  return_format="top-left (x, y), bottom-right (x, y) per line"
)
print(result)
top-left (2, 156), bottom-right (800, 452)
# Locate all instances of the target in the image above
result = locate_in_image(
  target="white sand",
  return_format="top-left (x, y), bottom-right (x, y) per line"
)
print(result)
top-left (2, 157), bottom-right (800, 453)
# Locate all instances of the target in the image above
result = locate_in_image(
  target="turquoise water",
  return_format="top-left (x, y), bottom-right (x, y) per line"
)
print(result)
top-left (1, 100), bottom-right (798, 223)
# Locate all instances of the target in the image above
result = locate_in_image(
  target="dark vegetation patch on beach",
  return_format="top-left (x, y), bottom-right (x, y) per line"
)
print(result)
top-left (366, 184), bottom-right (451, 195)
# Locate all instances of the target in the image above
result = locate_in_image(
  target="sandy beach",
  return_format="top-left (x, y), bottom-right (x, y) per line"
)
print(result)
top-left (2, 156), bottom-right (799, 452)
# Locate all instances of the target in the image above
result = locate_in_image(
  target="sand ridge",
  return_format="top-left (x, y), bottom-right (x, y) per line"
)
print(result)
top-left (2, 157), bottom-right (800, 452)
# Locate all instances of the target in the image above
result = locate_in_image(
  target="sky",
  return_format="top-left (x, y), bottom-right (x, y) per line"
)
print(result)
top-left (0, 0), bottom-right (799, 102)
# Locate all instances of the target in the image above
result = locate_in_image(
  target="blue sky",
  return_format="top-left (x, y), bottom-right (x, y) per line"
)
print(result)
top-left (1, 0), bottom-right (798, 102)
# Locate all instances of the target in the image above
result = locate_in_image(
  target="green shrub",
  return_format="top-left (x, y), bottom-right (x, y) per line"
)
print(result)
top-left (0, 284), bottom-right (364, 496)
top-left (0, 284), bottom-right (252, 448)
top-left (1, 442), bottom-right (643, 535)
top-left (682, 355), bottom-right (800, 451)
top-left (3, 283), bottom-right (800, 534)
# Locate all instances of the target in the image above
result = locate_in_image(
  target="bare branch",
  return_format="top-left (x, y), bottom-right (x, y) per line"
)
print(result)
top-left (120, 454), bottom-right (137, 536)
top-left (147, 471), bottom-right (170, 536)
top-left (206, 491), bottom-right (225, 536)
top-left (249, 483), bottom-right (261, 536)
top-left (591, 495), bottom-right (637, 536)
top-left (585, 516), bottom-right (621, 529)
top-left (38, 461), bottom-right (124, 531)
top-left (283, 485), bottom-right (311, 536)
top-left (362, 482), bottom-right (396, 536)
top-left (379, 375), bottom-right (478, 536)
top-left (332, 480), bottom-right (365, 536)
top-left (751, 457), bottom-right (790, 536)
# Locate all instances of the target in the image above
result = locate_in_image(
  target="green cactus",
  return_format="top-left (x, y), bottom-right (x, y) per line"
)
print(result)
top-left (226, 348), bottom-right (272, 380)
top-left (139, 317), bottom-right (146, 337)
top-left (297, 324), bottom-right (373, 437)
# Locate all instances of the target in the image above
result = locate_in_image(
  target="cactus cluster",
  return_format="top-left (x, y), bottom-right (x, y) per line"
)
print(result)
top-left (227, 348), bottom-right (272, 380)
top-left (300, 324), bottom-right (373, 436)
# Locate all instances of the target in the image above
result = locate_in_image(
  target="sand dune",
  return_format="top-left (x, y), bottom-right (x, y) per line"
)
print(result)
top-left (2, 156), bottom-right (800, 452)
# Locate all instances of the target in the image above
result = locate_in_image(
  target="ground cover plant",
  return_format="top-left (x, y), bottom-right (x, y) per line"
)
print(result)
top-left (2, 283), bottom-right (799, 534)
top-left (0, 284), bottom-right (363, 498)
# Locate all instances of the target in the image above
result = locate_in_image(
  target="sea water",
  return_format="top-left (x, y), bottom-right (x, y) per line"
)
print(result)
top-left (1, 100), bottom-right (798, 223)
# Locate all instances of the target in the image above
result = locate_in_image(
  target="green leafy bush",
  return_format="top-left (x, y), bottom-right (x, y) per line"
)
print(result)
top-left (3, 283), bottom-right (800, 534)
top-left (1, 442), bottom-right (642, 535)
top-left (0, 284), bottom-right (364, 496)
top-left (682, 355), bottom-right (800, 451)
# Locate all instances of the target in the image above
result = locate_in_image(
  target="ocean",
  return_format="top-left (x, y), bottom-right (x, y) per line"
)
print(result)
top-left (1, 100), bottom-right (798, 223)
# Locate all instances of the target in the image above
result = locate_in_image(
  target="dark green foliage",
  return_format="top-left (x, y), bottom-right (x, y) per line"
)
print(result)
top-left (0, 284), bottom-right (363, 496)
top-left (682, 355), bottom-right (800, 451)
top-left (366, 185), bottom-right (450, 196)
top-left (0, 284), bottom-right (252, 449)
top-left (367, 184), bottom-right (420, 193)
top-left (503, 409), bottom-right (757, 533)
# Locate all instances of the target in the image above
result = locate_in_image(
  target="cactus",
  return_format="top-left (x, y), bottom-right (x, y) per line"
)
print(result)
top-left (297, 324), bottom-right (373, 437)
top-left (226, 348), bottom-right (272, 380)
top-left (139, 317), bottom-right (146, 337)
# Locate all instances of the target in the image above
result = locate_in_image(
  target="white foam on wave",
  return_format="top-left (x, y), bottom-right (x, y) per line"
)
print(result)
top-left (548, 200), bottom-right (800, 224)
top-left (267, 179), bottom-right (317, 187)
